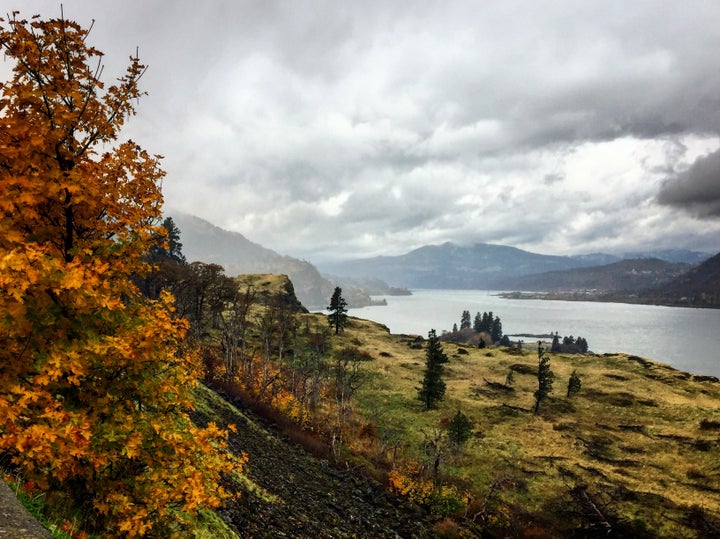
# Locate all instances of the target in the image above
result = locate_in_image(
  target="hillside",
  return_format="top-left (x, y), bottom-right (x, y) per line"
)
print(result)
top-left (190, 273), bottom-right (720, 537)
top-left (172, 213), bottom-right (375, 309)
top-left (323, 317), bottom-right (720, 537)
top-left (498, 258), bottom-right (691, 293)
top-left (646, 251), bottom-right (720, 307)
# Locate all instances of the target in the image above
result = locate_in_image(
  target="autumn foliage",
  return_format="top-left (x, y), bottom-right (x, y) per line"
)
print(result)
top-left (0, 13), bottom-right (242, 536)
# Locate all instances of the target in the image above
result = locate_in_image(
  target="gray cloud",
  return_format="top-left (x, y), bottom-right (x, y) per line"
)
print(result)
top-left (9, 0), bottom-right (720, 260)
top-left (658, 149), bottom-right (720, 218)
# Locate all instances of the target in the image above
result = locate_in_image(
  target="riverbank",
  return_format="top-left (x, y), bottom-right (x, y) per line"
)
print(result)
top-left (347, 289), bottom-right (720, 378)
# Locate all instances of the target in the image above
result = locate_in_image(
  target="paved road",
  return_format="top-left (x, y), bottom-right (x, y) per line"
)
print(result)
top-left (0, 482), bottom-right (51, 538)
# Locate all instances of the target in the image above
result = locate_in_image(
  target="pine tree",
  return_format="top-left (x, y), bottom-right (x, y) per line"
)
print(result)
top-left (160, 216), bottom-right (187, 264)
top-left (473, 312), bottom-right (483, 332)
top-left (460, 310), bottom-right (471, 330)
top-left (490, 315), bottom-right (503, 343)
top-left (567, 370), bottom-right (582, 397)
top-left (418, 329), bottom-right (449, 410)
top-left (327, 286), bottom-right (348, 334)
top-left (534, 342), bottom-right (555, 414)
top-left (551, 334), bottom-right (561, 352)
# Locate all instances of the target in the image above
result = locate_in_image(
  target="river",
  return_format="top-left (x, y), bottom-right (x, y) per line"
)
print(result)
top-left (346, 290), bottom-right (720, 378)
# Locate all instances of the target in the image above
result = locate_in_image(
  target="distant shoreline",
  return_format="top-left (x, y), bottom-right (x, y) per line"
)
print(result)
top-left (495, 290), bottom-right (719, 310)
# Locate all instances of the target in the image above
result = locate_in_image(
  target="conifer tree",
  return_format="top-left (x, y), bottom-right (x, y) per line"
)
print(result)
top-left (473, 312), bottom-right (483, 332)
top-left (327, 286), bottom-right (348, 334)
top-left (418, 329), bottom-right (449, 410)
top-left (534, 342), bottom-right (555, 414)
top-left (490, 315), bottom-right (503, 343)
top-left (551, 333), bottom-right (561, 352)
top-left (460, 310), bottom-right (471, 330)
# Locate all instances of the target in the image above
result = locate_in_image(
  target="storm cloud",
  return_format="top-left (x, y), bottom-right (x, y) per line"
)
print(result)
top-left (9, 0), bottom-right (720, 260)
top-left (658, 149), bottom-right (720, 218)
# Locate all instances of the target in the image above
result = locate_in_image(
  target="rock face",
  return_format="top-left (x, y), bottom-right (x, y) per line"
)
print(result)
top-left (192, 386), bottom-right (431, 538)
top-left (0, 482), bottom-right (51, 538)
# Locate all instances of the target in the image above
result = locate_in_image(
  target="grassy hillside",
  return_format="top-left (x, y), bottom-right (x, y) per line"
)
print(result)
top-left (321, 315), bottom-right (720, 537)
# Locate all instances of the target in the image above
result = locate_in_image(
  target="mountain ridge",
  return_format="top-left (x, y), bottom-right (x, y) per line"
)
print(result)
top-left (318, 242), bottom-right (710, 290)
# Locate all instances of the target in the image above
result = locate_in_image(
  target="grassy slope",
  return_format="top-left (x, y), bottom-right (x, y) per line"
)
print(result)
top-left (327, 315), bottom-right (720, 537)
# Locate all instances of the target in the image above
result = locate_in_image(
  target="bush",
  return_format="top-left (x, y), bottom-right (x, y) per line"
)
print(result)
top-left (447, 411), bottom-right (474, 447)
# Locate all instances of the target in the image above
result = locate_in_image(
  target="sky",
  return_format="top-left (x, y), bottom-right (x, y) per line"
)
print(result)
top-left (4, 1), bottom-right (720, 262)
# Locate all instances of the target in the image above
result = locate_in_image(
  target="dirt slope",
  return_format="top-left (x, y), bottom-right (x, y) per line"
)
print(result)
top-left (192, 384), bottom-right (431, 538)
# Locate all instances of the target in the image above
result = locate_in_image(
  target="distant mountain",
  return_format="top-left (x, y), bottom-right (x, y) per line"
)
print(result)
top-left (171, 213), bottom-right (372, 309)
top-left (498, 258), bottom-right (691, 293)
top-left (318, 242), bottom-right (604, 289)
top-left (318, 242), bottom-right (713, 291)
top-left (646, 252), bottom-right (720, 307)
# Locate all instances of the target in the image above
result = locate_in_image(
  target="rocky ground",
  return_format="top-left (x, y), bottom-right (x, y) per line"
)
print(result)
top-left (192, 385), bottom-right (432, 538)
top-left (0, 482), bottom-right (51, 538)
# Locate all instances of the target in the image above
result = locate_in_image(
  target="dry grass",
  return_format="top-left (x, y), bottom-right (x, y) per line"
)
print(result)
top-left (320, 314), bottom-right (720, 537)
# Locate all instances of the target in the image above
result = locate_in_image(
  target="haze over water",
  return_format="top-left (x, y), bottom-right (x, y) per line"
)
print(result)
top-left (347, 290), bottom-right (720, 378)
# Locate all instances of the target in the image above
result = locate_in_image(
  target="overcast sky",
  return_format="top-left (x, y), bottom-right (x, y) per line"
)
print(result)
top-left (7, 1), bottom-right (720, 261)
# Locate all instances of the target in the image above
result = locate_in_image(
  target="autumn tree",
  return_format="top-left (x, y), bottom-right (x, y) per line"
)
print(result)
top-left (418, 329), bottom-right (449, 410)
top-left (327, 286), bottom-right (348, 334)
top-left (0, 13), bottom-right (241, 536)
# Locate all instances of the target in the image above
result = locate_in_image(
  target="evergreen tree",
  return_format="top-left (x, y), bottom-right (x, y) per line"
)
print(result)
top-left (460, 310), bottom-right (471, 330)
top-left (490, 315), bottom-right (503, 343)
top-left (473, 312), bottom-right (483, 332)
top-left (327, 286), bottom-right (348, 335)
top-left (161, 216), bottom-right (187, 264)
top-left (452, 323), bottom-right (458, 333)
top-left (447, 410), bottom-right (474, 448)
top-left (418, 329), bottom-right (449, 410)
top-left (577, 337), bottom-right (589, 353)
top-left (533, 342), bottom-right (555, 414)
top-left (567, 370), bottom-right (582, 397)
top-left (481, 311), bottom-right (491, 332)
top-left (551, 334), bottom-right (561, 352)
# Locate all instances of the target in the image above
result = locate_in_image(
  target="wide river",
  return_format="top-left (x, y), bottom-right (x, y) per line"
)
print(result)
top-left (346, 289), bottom-right (720, 378)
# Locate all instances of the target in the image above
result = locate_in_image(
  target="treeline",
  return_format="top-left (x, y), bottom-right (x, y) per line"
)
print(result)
top-left (449, 310), bottom-right (507, 345)
top-left (550, 333), bottom-right (590, 354)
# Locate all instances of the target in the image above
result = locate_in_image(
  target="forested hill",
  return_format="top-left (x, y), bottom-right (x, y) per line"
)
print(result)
top-left (645, 251), bottom-right (720, 307)
top-left (497, 258), bottom-right (691, 292)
